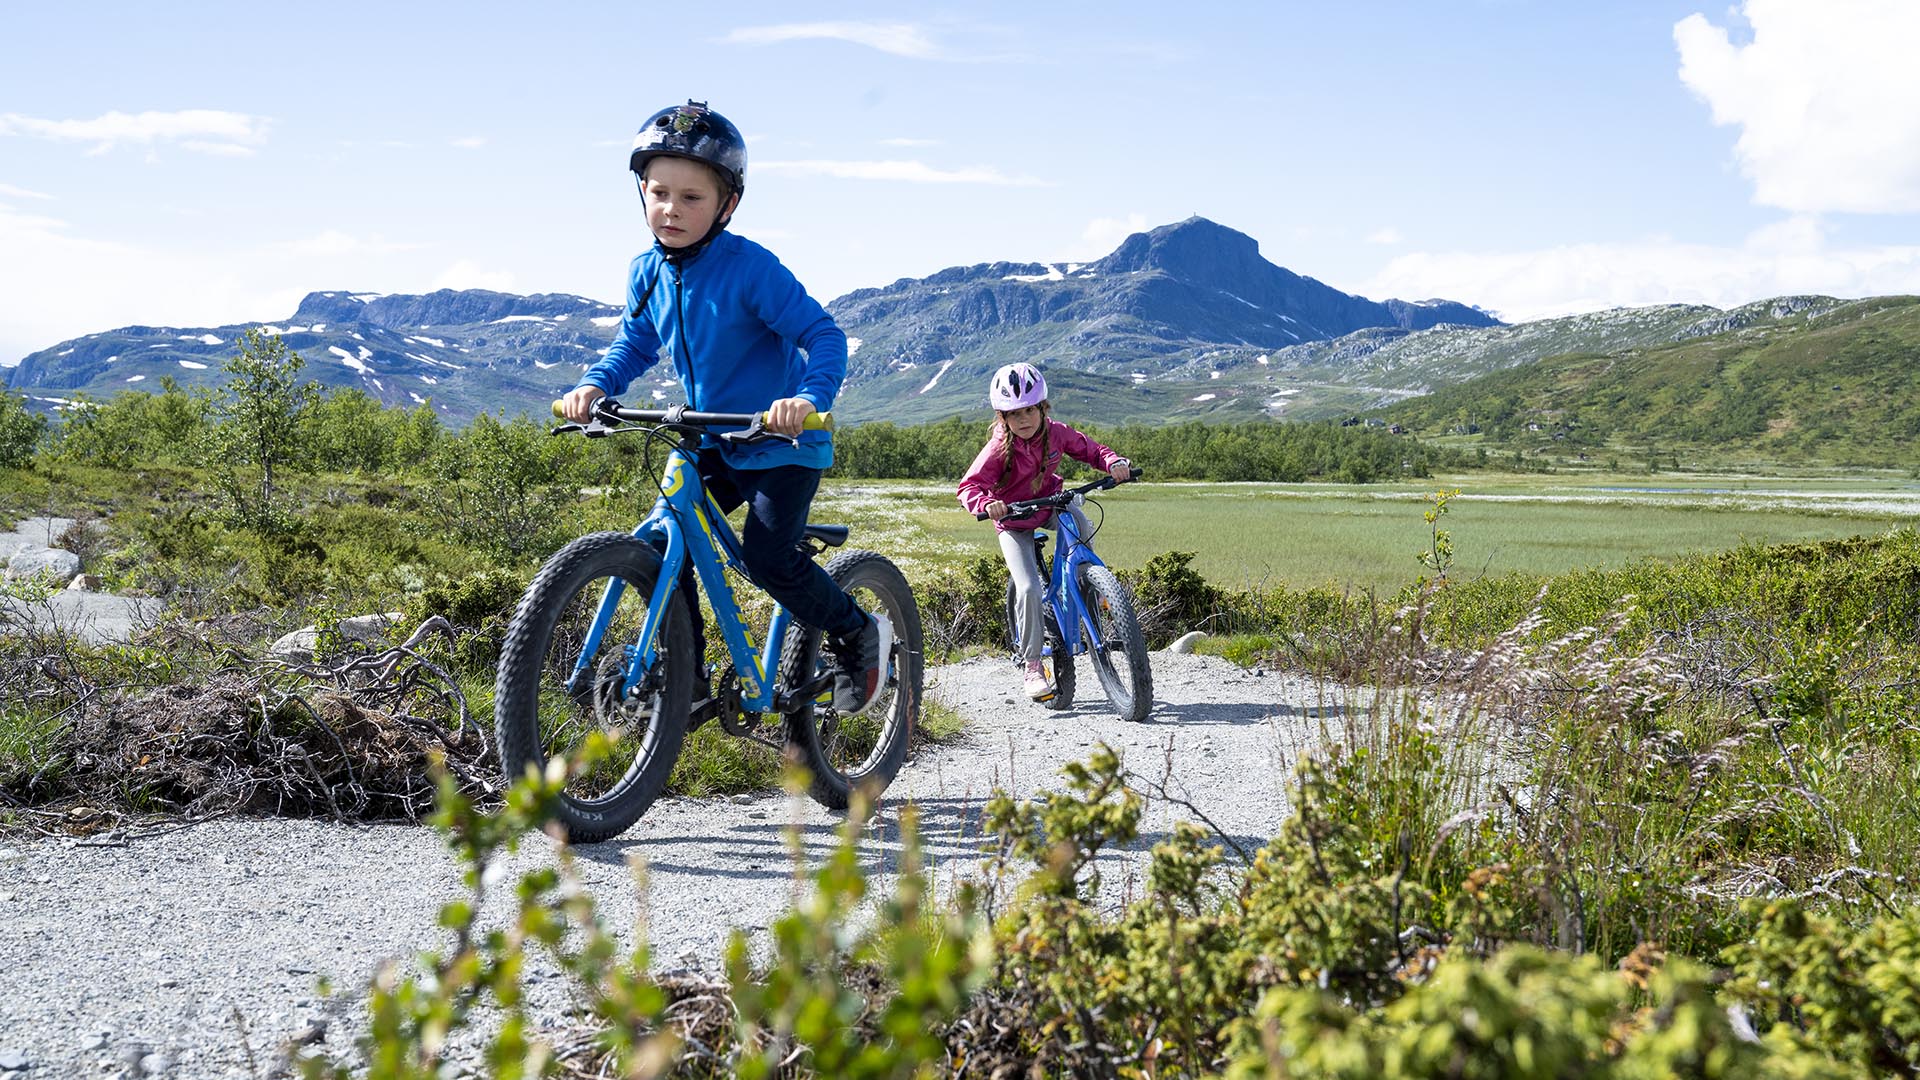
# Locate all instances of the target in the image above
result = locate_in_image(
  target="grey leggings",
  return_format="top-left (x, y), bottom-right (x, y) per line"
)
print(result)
top-left (1000, 508), bottom-right (1090, 662)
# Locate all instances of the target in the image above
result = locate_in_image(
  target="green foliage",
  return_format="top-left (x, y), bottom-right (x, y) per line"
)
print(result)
top-left (0, 390), bottom-right (49, 468)
top-left (1416, 487), bottom-right (1460, 586)
top-left (403, 566), bottom-right (526, 669)
top-left (208, 329), bottom-right (321, 533)
top-left (305, 388), bottom-right (445, 474)
top-left (1723, 900), bottom-right (1920, 1075)
top-left (917, 554), bottom-right (1013, 658)
top-left (1121, 549), bottom-right (1228, 646)
top-left (430, 411), bottom-right (582, 561)
top-left (831, 416), bottom-right (1466, 482)
top-left (47, 377), bottom-right (207, 469)
top-left (1381, 296), bottom-right (1920, 467)
top-left (299, 760), bottom-right (987, 1079)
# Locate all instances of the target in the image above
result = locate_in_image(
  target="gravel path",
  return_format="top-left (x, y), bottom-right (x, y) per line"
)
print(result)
top-left (0, 651), bottom-right (1356, 1078)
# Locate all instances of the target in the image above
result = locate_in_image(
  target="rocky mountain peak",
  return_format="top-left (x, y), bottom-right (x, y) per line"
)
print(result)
top-left (1094, 217), bottom-right (1271, 285)
top-left (290, 289), bottom-right (612, 330)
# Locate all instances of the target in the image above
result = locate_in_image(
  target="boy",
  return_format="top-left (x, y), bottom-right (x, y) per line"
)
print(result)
top-left (559, 100), bottom-right (888, 714)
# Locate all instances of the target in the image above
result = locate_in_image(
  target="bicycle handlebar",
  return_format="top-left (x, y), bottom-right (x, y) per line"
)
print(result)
top-left (549, 398), bottom-right (833, 443)
top-left (973, 470), bottom-right (1145, 521)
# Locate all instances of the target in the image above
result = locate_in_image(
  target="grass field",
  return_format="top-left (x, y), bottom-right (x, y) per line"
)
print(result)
top-left (818, 471), bottom-right (1920, 592)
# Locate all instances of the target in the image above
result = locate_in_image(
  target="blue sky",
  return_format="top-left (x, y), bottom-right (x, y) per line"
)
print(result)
top-left (4, 1), bottom-right (1919, 365)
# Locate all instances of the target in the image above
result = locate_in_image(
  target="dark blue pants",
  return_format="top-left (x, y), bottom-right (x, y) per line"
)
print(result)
top-left (689, 447), bottom-right (865, 639)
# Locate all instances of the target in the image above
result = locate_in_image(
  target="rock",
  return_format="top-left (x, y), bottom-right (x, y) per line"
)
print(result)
top-left (5, 547), bottom-right (81, 584)
top-left (0, 1048), bottom-right (28, 1071)
top-left (139, 1051), bottom-right (172, 1074)
top-left (67, 573), bottom-right (104, 591)
top-left (269, 611), bottom-right (406, 661)
top-left (1168, 630), bottom-right (1209, 654)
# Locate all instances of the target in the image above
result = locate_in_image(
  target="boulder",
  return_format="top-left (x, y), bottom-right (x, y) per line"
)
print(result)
top-left (269, 611), bottom-right (407, 662)
top-left (6, 548), bottom-right (81, 584)
top-left (67, 573), bottom-right (104, 592)
top-left (1168, 630), bottom-right (1209, 654)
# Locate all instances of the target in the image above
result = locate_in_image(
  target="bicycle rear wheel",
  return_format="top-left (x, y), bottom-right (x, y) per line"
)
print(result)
top-left (1076, 564), bottom-right (1153, 722)
top-left (781, 550), bottom-right (923, 810)
top-left (495, 532), bottom-right (694, 841)
top-left (1004, 579), bottom-right (1074, 710)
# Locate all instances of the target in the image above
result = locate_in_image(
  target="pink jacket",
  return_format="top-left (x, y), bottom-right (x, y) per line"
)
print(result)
top-left (957, 420), bottom-right (1127, 532)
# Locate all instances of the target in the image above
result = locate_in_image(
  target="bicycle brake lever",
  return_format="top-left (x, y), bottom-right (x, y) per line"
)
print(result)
top-left (552, 420), bottom-right (619, 437)
top-left (720, 414), bottom-right (800, 447)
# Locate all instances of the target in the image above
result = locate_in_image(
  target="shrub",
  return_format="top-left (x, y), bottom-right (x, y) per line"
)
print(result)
top-left (0, 390), bottom-right (49, 468)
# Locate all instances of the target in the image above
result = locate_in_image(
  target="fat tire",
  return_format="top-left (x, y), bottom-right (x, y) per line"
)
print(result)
top-left (780, 549), bottom-right (924, 810)
top-left (1004, 579), bottom-right (1074, 710)
top-left (495, 532), bottom-right (693, 842)
top-left (1077, 564), bottom-right (1153, 722)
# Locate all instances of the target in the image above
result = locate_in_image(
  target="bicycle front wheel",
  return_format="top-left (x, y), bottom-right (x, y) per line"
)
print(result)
top-left (781, 550), bottom-right (924, 810)
top-left (1076, 564), bottom-right (1153, 722)
top-left (494, 532), bottom-right (694, 842)
top-left (1004, 579), bottom-right (1074, 710)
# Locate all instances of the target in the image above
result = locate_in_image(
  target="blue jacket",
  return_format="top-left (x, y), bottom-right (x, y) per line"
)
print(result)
top-left (579, 231), bottom-right (848, 469)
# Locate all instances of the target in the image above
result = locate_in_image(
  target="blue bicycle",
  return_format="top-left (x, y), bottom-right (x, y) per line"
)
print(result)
top-left (494, 400), bottom-right (923, 842)
top-left (981, 474), bottom-right (1153, 722)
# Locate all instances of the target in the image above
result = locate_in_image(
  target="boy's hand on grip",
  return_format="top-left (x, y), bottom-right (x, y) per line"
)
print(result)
top-left (985, 500), bottom-right (1010, 521)
top-left (764, 397), bottom-right (816, 436)
top-left (560, 386), bottom-right (606, 424)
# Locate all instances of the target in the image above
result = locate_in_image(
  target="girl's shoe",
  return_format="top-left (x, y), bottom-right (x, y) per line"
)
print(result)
top-left (1023, 659), bottom-right (1054, 701)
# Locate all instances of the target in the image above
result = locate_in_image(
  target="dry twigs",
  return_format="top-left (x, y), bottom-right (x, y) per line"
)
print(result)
top-left (5, 615), bottom-right (493, 824)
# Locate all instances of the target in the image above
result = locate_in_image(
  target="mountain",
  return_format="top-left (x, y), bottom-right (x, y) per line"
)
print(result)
top-left (4, 289), bottom-right (689, 424)
top-left (826, 216), bottom-right (1499, 423)
top-left (11, 220), bottom-right (1896, 447)
top-left (1373, 295), bottom-right (1920, 466)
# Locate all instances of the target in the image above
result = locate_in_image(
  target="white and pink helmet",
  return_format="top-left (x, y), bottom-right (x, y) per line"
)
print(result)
top-left (989, 362), bottom-right (1048, 411)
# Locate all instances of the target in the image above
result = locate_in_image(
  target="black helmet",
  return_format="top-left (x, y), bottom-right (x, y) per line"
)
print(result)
top-left (629, 100), bottom-right (746, 199)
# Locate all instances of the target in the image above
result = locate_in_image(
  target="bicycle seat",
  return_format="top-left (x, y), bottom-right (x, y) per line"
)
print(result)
top-left (804, 523), bottom-right (849, 547)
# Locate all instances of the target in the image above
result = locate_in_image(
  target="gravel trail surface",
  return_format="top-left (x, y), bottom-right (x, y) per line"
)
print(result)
top-left (0, 651), bottom-right (1351, 1078)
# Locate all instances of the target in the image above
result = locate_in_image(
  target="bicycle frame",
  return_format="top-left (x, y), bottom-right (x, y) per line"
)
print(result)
top-left (1033, 508), bottom-right (1112, 659)
top-left (567, 444), bottom-right (792, 712)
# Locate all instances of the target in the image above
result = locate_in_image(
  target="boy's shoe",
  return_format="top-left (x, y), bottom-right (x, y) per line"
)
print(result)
top-left (1023, 659), bottom-right (1054, 701)
top-left (828, 612), bottom-right (893, 715)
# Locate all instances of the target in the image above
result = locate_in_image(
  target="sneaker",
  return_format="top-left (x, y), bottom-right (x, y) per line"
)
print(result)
top-left (828, 612), bottom-right (893, 715)
top-left (1023, 659), bottom-right (1054, 701)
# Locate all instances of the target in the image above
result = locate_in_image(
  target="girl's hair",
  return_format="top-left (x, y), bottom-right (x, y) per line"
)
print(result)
top-left (996, 401), bottom-right (1052, 489)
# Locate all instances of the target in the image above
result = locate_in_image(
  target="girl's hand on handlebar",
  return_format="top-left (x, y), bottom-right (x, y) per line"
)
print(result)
top-left (764, 397), bottom-right (816, 436)
top-left (985, 500), bottom-right (1010, 521)
top-left (561, 386), bottom-right (606, 424)
top-left (1110, 460), bottom-right (1136, 483)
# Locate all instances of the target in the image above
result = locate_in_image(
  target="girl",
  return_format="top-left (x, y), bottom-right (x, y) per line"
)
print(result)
top-left (957, 363), bottom-right (1135, 701)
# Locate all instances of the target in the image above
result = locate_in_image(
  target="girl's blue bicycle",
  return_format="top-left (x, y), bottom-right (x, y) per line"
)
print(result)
top-left (494, 400), bottom-right (923, 842)
top-left (980, 474), bottom-right (1153, 722)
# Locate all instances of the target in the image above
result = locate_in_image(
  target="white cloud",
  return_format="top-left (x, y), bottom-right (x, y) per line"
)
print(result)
top-left (449, 136), bottom-right (487, 149)
top-left (721, 21), bottom-right (939, 58)
top-left (0, 205), bottom-right (283, 365)
top-left (433, 260), bottom-right (517, 292)
top-left (755, 159), bottom-right (1048, 186)
top-left (0, 109), bottom-right (270, 156)
top-left (1676, 0), bottom-right (1920, 213)
top-left (1364, 227), bottom-right (1404, 245)
top-left (1357, 226), bottom-right (1920, 321)
top-left (879, 137), bottom-right (939, 147)
top-left (0, 183), bottom-right (52, 200)
top-left (1077, 213), bottom-right (1148, 258)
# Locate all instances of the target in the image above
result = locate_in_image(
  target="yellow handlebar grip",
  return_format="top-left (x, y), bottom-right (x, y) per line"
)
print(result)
top-left (551, 400), bottom-right (566, 418)
top-left (757, 410), bottom-right (834, 431)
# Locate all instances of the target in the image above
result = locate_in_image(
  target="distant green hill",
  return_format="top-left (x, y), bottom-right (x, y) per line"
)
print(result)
top-left (1376, 296), bottom-right (1920, 467)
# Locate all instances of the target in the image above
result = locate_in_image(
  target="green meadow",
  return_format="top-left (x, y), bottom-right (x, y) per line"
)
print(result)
top-left (829, 471), bottom-right (1920, 593)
